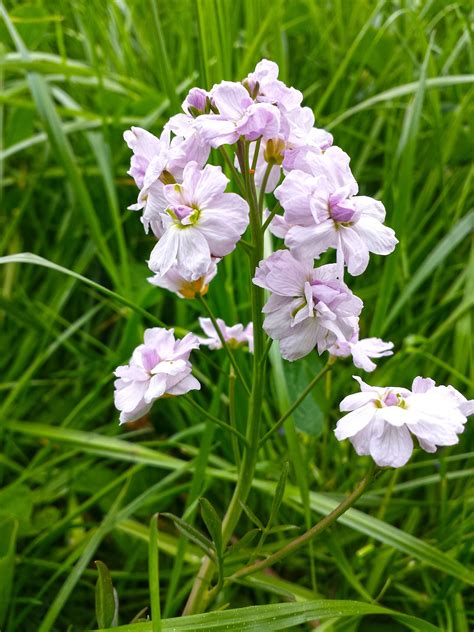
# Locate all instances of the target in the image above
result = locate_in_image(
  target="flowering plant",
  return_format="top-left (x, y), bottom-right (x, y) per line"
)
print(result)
top-left (115, 59), bottom-right (473, 616)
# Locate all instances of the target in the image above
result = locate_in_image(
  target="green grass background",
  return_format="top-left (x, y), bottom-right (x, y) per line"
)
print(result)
top-left (0, 0), bottom-right (473, 630)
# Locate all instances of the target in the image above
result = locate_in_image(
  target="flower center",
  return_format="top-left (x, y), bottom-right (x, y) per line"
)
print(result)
top-left (375, 390), bottom-right (407, 408)
top-left (328, 191), bottom-right (356, 224)
top-left (168, 204), bottom-right (201, 228)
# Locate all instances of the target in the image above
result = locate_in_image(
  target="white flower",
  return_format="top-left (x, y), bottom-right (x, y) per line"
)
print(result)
top-left (114, 328), bottom-right (200, 424)
top-left (198, 317), bottom-right (253, 352)
top-left (329, 331), bottom-right (394, 372)
top-left (148, 162), bottom-right (249, 281)
top-left (335, 376), bottom-right (473, 467)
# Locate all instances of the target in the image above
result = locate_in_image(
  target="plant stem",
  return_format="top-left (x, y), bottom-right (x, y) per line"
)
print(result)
top-left (196, 294), bottom-right (250, 396)
top-left (228, 367), bottom-right (241, 467)
top-left (218, 146), bottom-right (245, 194)
top-left (184, 396), bottom-right (248, 446)
top-left (225, 463), bottom-right (377, 583)
top-left (183, 140), bottom-right (266, 614)
top-left (258, 162), bottom-right (275, 212)
top-left (259, 361), bottom-right (332, 446)
top-left (262, 201), bottom-right (282, 232)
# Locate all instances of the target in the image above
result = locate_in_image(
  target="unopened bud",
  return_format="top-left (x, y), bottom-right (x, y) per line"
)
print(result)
top-left (264, 138), bottom-right (286, 165)
top-left (179, 276), bottom-right (209, 299)
top-left (184, 87), bottom-right (208, 115)
top-left (159, 170), bottom-right (176, 185)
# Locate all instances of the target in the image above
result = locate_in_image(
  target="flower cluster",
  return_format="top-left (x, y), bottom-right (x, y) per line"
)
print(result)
top-left (114, 328), bottom-right (200, 424)
top-left (335, 377), bottom-right (474, 467)
top-left (113, 59), bottom-right (472, 470)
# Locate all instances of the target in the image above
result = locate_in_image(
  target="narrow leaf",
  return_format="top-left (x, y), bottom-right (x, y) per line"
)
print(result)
top-left (95, 561), bottom-right (118, 629)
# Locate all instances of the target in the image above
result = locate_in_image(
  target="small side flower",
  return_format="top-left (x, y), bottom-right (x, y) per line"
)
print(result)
top-left (334, 376), bottom-right (473, 467)
top-left (114, 328), bottom-right (200, 424)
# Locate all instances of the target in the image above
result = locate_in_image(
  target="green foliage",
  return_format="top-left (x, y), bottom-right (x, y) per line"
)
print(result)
top-left (0, 0), bottom-right (473, 630)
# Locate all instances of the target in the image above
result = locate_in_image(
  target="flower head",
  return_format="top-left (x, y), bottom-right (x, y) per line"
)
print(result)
top-left (148, 162), bottom-right (249, 281)
top-left (114, 328), bottom-right (200, 424)
top-left (199, 317), bottom-right (253, 352)
top-left (334, 376), bottom-right (473, 467)
top-left (148, 259), bottom-right (219, 299)
top-left (196, 81), bottom-right (281, 147)
top-left (329, 331), bottom-right (394, 372)
top-left (253, 250), bottom-right (362, 361)
top-left (124, 125), bottom-right (209, 235)
top-left (275, 147), bottom-right (398, 276)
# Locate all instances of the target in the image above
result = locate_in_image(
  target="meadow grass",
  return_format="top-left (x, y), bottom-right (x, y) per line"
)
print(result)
top-left (0, 0), bottom-right (473, 630)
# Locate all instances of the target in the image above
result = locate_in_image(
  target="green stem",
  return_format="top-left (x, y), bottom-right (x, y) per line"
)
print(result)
top-left (184, 396), bottom-right (248, 446)
top-left (228, 367), bottom-right (241, 467)
top-left (262, 201), bottom-right (282, 232)
top-left (196, 294), bottom-right (250, 396)
top-left (258, 162), bottom-right (275, 213)
top-left (259, 361), bottom-right (332, 446)
top-left (218, 146), bottom-right (245, 194)
top-left (224, 463), bottom-right (377, 584)
top-left (183, 140), bottom-right (266, 614)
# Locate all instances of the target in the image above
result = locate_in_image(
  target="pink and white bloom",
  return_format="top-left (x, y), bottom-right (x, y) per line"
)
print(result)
top-left (253, 250), bottom-right (362, 361)
top-left (245, 58), bottom-right (303, 113)
top-left (334, 376), bottom-right (474, 467)
top-left (330, 331), bottom-right (394, 372)
top-left (114, 328), bottom-right (200, 424)
top-left (196, 81), bottom-right (281, 147)
top-left (199, 317), bottom-right (253, 352)
top-left (148, 162), bottom-right (249, 281)
top-left (124, 126), bottom-right (209, 235)
top-left (275, 147), bottom-right (398, 276)
top-left (148, 259), bottom-right (219, 299)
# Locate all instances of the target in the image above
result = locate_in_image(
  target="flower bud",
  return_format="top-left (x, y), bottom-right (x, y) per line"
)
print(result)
top-left (159, 170), bottom-right (176, 185)
top-left (184, 87), bottom-right (208, 116)
top-left (264, 138), bottom-right (286, 165)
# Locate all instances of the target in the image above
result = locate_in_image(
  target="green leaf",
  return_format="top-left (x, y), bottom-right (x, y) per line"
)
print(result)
top-left (96, 598), bottom-right (441, 631)
top-left (95, 560), bottom-right (118, 629)
top-left (267, 462), bottom-right (289, 529)
top-left (148, 515), bottom-right (162, 632)
top-left (0, 517), bottom-right (18, 628)
top-left (239, 501), bottom-right (265, 531)
top-left (224, 529), bottom-right (261, 559)
top-left (199, 498), bottom-right (224, 587)
top-left (199, 498), bottom-right (223, 557)
top-left (162, 513), bottom-right (216, 562)
top-left (0, 484), bottom-right (33, 535)
top-left (382, 210), bottom-right (474, 333)
top-left (283, 357), bottom-right (324, 436)
top-left (0, 253), bottom-right (172, 331)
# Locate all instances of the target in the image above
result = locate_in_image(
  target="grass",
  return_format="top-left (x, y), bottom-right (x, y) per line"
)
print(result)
top-left (0, 0), bottom-right (473, 630)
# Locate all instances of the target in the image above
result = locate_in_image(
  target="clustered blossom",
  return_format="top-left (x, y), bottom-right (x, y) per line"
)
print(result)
top-left (114, 328), bottom-right (200, 424)
top-left (335, 377), bottom-right (474, 467)
top-left (199, 318), bottom-right (254, 352)
top-left (329, 332), bottom-right (393, 373)
top-left (274, 147), bottom-right (398, 276)
top-left (147, 162), bottom-right (248, 281)
top-left (115, 59), bottom-right (471, 475)
top-left (253, 251), bottom-right (362, 361)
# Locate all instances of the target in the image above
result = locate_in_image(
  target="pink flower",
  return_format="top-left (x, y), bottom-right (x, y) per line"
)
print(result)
top-left (148, 259), bottom-right (219, 299)
top-left (329, 332), bottom-right (394, 372)
top-left (196, 81), bottom-right (281, 147)
top-left (182, 87), bottom-right (209, 115)
top-left (199, 318), bottom-right (253, 352)
top-left (245, 59), bottom-right (303, 112)
top-left (275, 147), bottom-right (398, 276)
top-left (124, 125), bottom-right (209, 236)
top-left (114, 328), bottom-right (200, 424)
top-left (253, 250), bottom-right (362, 361)
top-left (148, 162), bottom-right (249, 281)
top-left (334, 376), bottom-right (473, 467)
